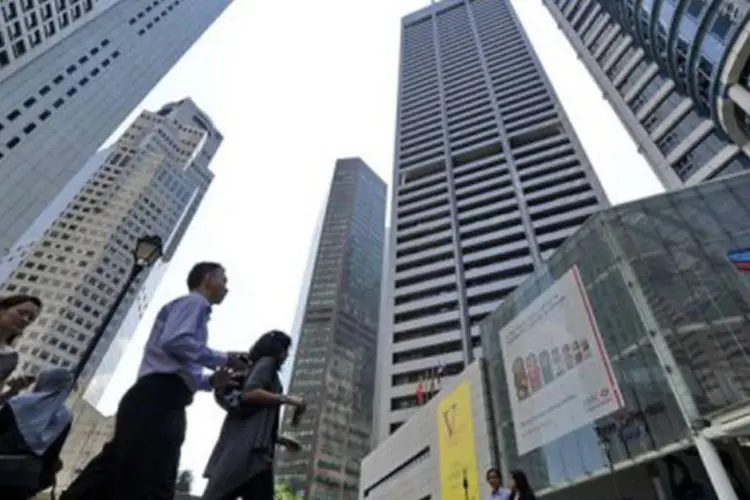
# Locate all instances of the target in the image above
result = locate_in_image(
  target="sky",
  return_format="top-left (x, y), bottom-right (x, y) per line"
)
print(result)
top-left (95, 0), bottom-right (665, 493)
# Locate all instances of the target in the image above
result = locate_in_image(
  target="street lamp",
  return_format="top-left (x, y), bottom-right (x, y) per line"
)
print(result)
top-left (72, 234), bottom-right (164, 383)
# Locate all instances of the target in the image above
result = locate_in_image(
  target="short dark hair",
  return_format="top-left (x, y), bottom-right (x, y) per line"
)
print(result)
top-left (186, 262), bottom-right (223, 290)
top-left (486, 467), bottom-right (501, 481)
top-left (248, 330), bottom-right (292, 367)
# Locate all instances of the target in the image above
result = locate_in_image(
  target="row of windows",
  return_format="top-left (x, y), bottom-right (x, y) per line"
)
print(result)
top-left (553, 0), bottom-right (750, 182)
top-left (0, 0), bottom-right (95, 69)
top-left (0, 38), bottom-right (117, 162)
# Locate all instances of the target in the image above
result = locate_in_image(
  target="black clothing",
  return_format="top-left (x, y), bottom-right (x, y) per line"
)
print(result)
top-left (0, 404), bottom-right (69, 499)
top-left (60, 374), bottom-right (192, 500)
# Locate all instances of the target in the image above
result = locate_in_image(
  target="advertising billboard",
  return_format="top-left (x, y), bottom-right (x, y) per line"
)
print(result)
top-left (500, 266), bottom-right (624, 455)
top-left (437, 380), bottom-right (480, 500)
top-left (728, 247), bottom-right (750, 291)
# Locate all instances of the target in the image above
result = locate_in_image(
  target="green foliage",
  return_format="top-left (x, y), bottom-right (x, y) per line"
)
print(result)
top-left (275, 482), bottom-right (302, 500)
top-left (175, 469), bottom-right (194, 493)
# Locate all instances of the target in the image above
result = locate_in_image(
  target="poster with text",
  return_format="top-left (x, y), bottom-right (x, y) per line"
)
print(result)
top-left (437, 380), bottom-right (480, 500)
top-left (500, 265), bottom-right (624, 455)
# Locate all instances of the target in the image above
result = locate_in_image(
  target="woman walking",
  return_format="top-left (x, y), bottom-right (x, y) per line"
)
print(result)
top-left (202, 330), bottom-right (305, 500)
top-left (0, 367), bottom-right (75, 499)
top-left (509, 470), bottom-right (537, 500)
top-left (0, 295), bottom-right (42, 404)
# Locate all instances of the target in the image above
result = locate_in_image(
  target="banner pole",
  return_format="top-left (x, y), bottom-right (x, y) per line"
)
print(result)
top-left (599, 217), bottom-right (742, 499)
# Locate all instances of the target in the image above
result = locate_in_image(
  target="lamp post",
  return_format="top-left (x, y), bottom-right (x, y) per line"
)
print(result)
top-left (72, 235), bottom-right (163, 383)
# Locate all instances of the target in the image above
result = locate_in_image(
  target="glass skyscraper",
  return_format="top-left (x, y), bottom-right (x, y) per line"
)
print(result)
top-left (275, 158), bottom-right (387, 500)
top-left (0, 0), bottom-right (231, 253)
top-left (373, 0), bottom-right (609, 444)
top-left (543, 0), bottom-right (750, 187)
top-left (0, 99), bottom-right (221, 402)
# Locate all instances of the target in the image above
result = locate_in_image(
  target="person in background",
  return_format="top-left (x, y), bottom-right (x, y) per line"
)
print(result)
top-left (0, 368), bottom-right (75, 499)
top-left (486, 467), bottom-right (511, 500)
top-left (510, 470), bottom-right (537, 500)
top-left (0, 295), bottom-right (43, 405)
top-left (61, 262), bottom-right (248, 500)
top-left (202, 330), bottom-right (305, 500)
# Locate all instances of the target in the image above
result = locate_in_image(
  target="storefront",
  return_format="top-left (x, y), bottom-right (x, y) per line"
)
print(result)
top-left (480, 172), bottom-right (750, 499)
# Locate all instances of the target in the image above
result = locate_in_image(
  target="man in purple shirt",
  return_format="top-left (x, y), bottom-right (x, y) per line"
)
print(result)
top-left (61, 262), bottom-right (247, 500)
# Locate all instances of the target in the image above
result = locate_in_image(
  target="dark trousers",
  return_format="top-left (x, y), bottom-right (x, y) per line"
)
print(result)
top-left (0, 405), bottom-right (69, 499)
top-left (219, 469), bottom-right (275, 500)
top-left (60, 374), bottom-right (192, 500)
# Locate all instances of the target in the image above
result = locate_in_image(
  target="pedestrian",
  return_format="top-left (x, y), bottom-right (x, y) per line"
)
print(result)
top-left (509, 469), bottom-right (537, 500)
top-left (0, 294), bottom-right (43, 405)
top-left (60, 262), bottom-right (247, 500)
top-left (486, 467), bottom-right (511, 500)
top-left (202, 330), bottom-right (305, 500)
top-left (0, 367), bottom-right (75, 499)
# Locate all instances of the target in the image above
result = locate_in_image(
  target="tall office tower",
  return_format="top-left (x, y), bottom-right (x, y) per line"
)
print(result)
top-left (543, 0), bottom-right (750, 188)
top-left (372, 0), bottom-right (610, 444)
top-left (0, 98), bottom-right (221, 398)
top-left (0, 0), bottom-right (231, 252)
top-left (275, 158), bottom-right (386, 500)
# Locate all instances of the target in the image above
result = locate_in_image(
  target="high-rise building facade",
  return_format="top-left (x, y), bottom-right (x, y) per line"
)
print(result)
top-left (0, 0), bottom-right (231, 252)
top-left (0, 98), bottom-right (221, 396)
top-left (373, 0), bottom-right (609, 444)
top-left (275, 158), bottom-right (387, 500)
top-left (543, 0), bottom-right (750, 187)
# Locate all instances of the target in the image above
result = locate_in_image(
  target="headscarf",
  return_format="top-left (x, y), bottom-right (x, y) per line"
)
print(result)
top-left (7, 368), bottom-right (74, 456)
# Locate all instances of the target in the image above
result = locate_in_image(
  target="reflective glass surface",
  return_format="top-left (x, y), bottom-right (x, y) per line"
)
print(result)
top-left (481, 172), bottom-right (750, 492)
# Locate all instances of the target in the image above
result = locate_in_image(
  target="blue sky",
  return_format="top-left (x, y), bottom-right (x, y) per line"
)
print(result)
top-left (95, 0), bottom-right (664, 492)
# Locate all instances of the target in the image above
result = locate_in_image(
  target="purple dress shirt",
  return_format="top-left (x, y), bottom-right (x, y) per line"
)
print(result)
top-left (137, 292), bottom-right (227, 392)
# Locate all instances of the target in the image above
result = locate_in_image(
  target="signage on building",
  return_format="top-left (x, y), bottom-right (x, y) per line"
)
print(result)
top-left (727, 247), bottom-right (750, 291)
top-left (499, 266), bottom-right (624, 455)
top-left (436, 380), bottom-right (480, 500)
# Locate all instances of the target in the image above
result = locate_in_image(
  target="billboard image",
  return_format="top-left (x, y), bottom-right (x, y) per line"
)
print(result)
top-left (500, 266), bottom-right (624, 455)
top-left (437, 380), bottom-right (480, 500)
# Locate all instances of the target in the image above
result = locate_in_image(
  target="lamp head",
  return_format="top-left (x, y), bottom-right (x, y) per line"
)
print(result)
top-left (134, 234), bottom-right (163, 267)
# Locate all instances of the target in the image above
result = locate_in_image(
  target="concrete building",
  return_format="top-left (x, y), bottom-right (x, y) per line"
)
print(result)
top-left (363, 171), bottom-right (750, 499)
top-left (373, 0), bottom-right (609, 444)
top-left (0, 99), bottom-right (221, 399)
top-left (543, 0), bottom-right (750, 187)
top-left (0, 0), bottom-right (231, 253)
top-left (56, 398), bottom-right (114, 492)
top-left (275, 158), bottom-right (387, 500)
top-left (360, 361), bottom-right (496, 500)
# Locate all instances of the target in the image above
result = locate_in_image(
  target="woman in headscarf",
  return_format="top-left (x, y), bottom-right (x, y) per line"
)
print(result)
top-left (0, 367), bottom-right (75, 499)
top-left (202, 330), bottom-right (306, 500)
top-left (0, 295), bottom-right (43, 405)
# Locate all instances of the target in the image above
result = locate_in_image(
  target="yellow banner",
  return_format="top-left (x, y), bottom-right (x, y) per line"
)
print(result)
top-left (437, 380), bottom-right (480, 500)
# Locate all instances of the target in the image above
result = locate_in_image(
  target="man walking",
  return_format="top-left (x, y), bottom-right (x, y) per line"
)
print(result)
top-left (61, 262), bottom-right (246, 500)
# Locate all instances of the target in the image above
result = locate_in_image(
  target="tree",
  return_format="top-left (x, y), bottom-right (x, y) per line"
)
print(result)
top-left (175, 469), bottom-right (194, 493)
top-left (275, 482), bottom-right (302, 500)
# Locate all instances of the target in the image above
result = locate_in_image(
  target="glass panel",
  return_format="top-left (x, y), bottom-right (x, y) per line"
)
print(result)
top-left (480, 173), bottom-right (750, 493)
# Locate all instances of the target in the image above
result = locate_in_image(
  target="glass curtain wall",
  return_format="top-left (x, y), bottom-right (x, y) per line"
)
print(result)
top-left (481, 172), bottom-right (750, 495)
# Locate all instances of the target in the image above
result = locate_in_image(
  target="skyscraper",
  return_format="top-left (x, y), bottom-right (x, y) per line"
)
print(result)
top-left (543, 0), bottom-right (750, 187)
top-left (275, 158), bottom-right (386, 500)
top-left (373, 0), bottom-right (609, 444)
top-left (0, 98), bottom-right (222, 399)
top-left (0, 0), bottom-right (231, 252)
